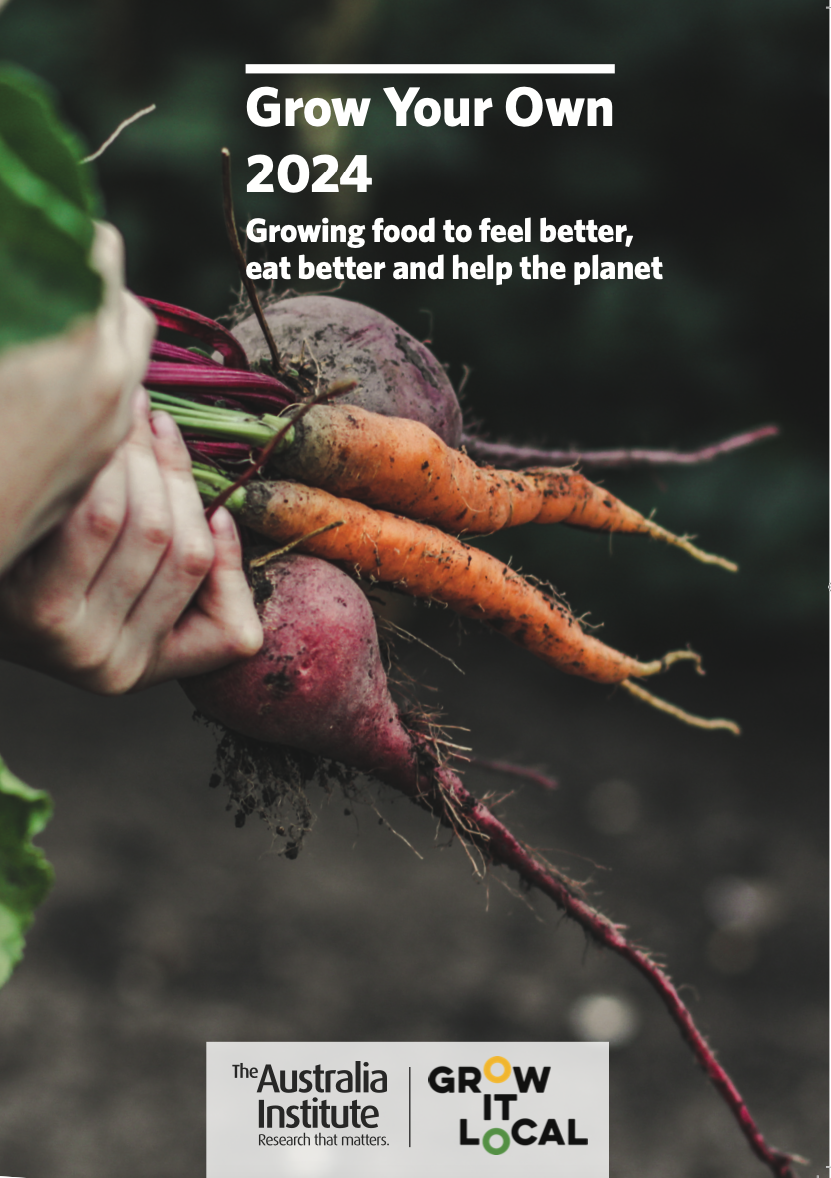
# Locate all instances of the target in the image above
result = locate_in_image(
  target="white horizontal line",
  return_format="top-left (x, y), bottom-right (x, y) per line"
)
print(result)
top-left (245, 63), bottom-right (615, 75)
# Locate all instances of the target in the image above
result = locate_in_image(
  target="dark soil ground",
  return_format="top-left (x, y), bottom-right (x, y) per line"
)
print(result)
top-left (0, 607), bottom-right (826, 1178)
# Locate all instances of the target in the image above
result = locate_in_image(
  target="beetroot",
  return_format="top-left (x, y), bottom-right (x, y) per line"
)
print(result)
top-left (181, 554), bottom-right (417, 787)
top-left (232, 295), bottom-right (463, 448)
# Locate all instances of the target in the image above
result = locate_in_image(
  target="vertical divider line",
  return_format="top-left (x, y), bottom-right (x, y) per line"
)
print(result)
top-left (408, 1066), bottom-right (412, 1148)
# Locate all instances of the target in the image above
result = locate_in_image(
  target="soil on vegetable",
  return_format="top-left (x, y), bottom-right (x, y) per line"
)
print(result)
top-left (207, 721), bottom-right (364, 859)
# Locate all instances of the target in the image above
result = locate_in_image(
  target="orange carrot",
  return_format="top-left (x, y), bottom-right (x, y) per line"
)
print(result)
top-left (239, 480), bottom-right (740, 730)
top-left (275, 404), bottom-right (736, 571)
top-left (241, 478), bottom-right (698, 686)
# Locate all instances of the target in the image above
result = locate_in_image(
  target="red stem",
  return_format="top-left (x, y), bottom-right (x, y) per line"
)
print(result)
top-left (151, 340), bottom-right (221, 366)
top-left (185, 440), bottom-right (253, 464)
top-left (401, 744), bottom-right (798, 1178)
top-left (139, 297), bottom-right (251, 369)
top-left (144, 360), bottom-right (296, 403)
top-left (187, 390), bottom-right (300, 414)
top-left (462, 425), bottom-right (780, 470)
top-left (462, 754), bottom-right (558, 791)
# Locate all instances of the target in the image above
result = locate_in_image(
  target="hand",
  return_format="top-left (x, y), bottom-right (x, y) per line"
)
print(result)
top-left (0, 222), bottom-right (156, 572)
top-left (0, 393), bottom-right (263, 693)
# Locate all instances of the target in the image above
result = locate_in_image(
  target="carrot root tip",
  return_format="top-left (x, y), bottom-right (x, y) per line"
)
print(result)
top-left (645, 521), bottom-right (738, 573)
top-left (638, 649), bottom-right (702, 677)
top-left (620, 679), bottom-right (741, 734)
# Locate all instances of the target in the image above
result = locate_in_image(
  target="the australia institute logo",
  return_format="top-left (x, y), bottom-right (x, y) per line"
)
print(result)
top-left (426, 1052), bottom-right (591, 1155)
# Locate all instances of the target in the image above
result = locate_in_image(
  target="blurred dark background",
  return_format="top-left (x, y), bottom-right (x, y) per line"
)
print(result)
top-left (0, 1), bottom-right (826, 1176)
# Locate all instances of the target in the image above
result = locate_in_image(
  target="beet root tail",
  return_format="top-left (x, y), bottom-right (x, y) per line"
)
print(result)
top-left (379, 731), bottom-right (797, 1178)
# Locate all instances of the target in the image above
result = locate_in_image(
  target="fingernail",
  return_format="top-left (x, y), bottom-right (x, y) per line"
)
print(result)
top-left (210, 506), bottom-right (237, 538)
top-left (150, 409), bottom-right (181, 441)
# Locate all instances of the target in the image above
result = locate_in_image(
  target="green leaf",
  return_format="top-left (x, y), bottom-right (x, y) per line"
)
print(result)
top-left (0, 754), bottom-right (53, 988)
top-left (0, 64), bottom-right (103, 354)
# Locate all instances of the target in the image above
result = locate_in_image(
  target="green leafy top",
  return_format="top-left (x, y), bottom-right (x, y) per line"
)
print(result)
top-left (0, 63), bottom-right (103, 354)
top-left (0, 756), bottom-right (53, 988)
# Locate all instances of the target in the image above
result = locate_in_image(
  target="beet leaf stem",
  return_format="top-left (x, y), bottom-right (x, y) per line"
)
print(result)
top-left (149, 391), bottom-right (295, 450)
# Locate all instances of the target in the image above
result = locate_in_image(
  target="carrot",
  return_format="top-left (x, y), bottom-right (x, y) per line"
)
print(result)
top-left (265, 403), bottom-right (737, 571)
top-left (220, 477), bottom-right (737, 731)
top-left (152, 394), bottom-right (735, 569)
top-left (238, 477), bottom-right (697, 685)
top-left (286, 404), bottom-right (736, 568)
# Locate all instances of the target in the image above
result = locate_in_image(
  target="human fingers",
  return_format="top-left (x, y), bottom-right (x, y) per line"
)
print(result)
top-left (110, 409), bottom-right (218, 655)
top-left (136, 507), bottom-right (262, 687)
top-left (0, 403), bottom-right (212, 692)
top-left (0, 441), bottom-right (130, 632)
top-left (0, 394), bottom-right (171, 686)
top-left (82, 392), bottom-right (174, 632)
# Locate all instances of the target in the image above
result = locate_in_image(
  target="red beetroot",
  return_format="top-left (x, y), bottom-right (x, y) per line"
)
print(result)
top-left (232, 295), bottom-right (463, 448)
top-left (181, 554), bottom-right (417, 787)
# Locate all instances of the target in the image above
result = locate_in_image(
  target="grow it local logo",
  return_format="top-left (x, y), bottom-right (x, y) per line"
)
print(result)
top-left (416, 1043), bottom-right (608, 1175)
top-left (431, 1054), bottom-right (587, 1152)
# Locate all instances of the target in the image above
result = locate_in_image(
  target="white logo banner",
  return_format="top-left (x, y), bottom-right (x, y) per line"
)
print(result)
top-left (206, 1041), bottom-right (608, 1176)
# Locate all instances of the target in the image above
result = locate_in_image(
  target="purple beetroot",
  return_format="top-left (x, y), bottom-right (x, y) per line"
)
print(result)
top-left (232, 295), bottom-right (463, 448)
top-left (181, 554), bottom-right (418, 790)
